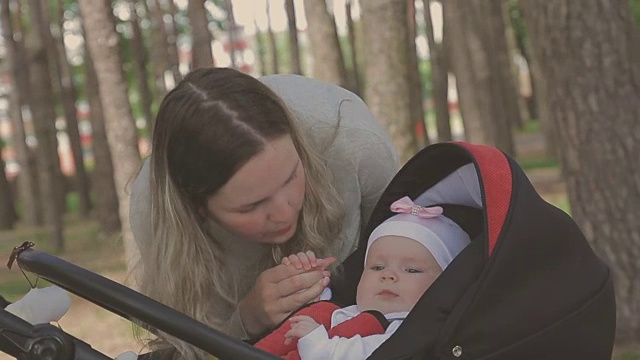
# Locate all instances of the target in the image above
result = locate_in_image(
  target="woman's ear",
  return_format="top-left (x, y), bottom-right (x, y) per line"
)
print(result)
top-left (196, 206), bottom-right (209, 223)
top-left (194, 196), bottom-right (211, 221)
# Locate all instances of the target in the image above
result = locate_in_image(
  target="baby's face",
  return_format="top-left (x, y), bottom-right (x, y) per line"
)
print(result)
top-left (356, 236), bottom-right (442, 315)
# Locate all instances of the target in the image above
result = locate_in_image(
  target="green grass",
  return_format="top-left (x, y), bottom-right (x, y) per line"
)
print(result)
top-left (542, 192), bottom-right (571, 215)
top-left (518, 120), bottom-right (542, 134)
top-left (552, 195), bottom-right (571, 215)
top-left (616, 352), bottom-right (640, 360)
top-left (0, 213), bottom-right (103, 255)
top-left (614, 345), bottom-right (640, 360)
top-left (66, 191), bottom-right (81, 214)
top-left (518, 156), bottom-right (559, 171)
top-left (0, 213), bottom-right (126, 302)
top-left (0, 278), bottom-right (39, 301)
top-left (517, 147), bottom-right (559, 171)
top-left (517, 157), bottom-right (569, 214)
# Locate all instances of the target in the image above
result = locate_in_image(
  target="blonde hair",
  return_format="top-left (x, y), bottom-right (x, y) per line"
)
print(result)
top-left (134, 68), bottom-right (345, 359)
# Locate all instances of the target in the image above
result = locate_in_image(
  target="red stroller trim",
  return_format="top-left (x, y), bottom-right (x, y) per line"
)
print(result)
top-left (456, 142), bottom-right (512, 256)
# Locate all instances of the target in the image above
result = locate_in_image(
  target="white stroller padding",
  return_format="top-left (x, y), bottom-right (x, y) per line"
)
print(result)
top-left (5, 286), bottom-right (71, 324)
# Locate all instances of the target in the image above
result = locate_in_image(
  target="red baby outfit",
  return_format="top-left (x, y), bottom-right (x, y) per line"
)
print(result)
top-left (254, 301), bottom-right (388, 359)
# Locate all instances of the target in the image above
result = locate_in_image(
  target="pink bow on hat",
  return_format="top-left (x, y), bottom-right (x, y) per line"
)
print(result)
top-left (390, 196), bottom-right (443, 218)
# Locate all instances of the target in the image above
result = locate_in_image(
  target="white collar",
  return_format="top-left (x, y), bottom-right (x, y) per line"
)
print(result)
top-left (332, 305), bottom-right (410, 324)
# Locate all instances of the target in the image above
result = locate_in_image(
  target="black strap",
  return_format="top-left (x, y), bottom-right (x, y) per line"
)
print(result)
top-left (361, 309), bottom-right (391, 331)
top-left (0, 295), bottom-right (10, 309)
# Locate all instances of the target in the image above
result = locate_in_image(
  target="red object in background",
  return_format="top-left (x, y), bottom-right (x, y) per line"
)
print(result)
top-left (415, 120), bottom-right (425, 142)
top-left (223, 39), bottom-right (248, 52)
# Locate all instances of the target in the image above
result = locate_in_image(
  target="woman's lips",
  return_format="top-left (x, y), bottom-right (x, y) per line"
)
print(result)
top-left (267, 224), bottom-right (292, 237)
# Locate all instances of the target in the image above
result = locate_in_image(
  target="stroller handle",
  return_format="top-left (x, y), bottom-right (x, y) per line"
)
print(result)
top-left (13, 248), bottom-right (279, 360)
top-left (0, 308), bottom-right (111, 360)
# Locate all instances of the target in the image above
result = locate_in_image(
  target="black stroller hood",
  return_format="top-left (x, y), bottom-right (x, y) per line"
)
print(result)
top-left (332, 142), bottom-right (616, 360)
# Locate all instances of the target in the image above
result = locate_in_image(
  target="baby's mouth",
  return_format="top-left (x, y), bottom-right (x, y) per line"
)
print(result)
top-left (378, 290), bottom-right (398, 297)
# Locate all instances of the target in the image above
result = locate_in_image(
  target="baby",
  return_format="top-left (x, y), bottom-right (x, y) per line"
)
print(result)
top-left (255, 196), bottom-right (471, 359)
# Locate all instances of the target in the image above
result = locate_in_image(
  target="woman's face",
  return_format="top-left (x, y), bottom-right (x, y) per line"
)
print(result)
top-left (206, 135), bottom-right (306, 244)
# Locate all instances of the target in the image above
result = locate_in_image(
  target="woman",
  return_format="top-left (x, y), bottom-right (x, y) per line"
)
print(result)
top-left (129, 67), bottom-right (398, 359)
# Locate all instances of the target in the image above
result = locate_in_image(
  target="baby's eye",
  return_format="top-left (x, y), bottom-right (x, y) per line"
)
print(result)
top-left (371, 265), bottom-right (385, 271)
top-left (405, 268), bottom-right (423, 274)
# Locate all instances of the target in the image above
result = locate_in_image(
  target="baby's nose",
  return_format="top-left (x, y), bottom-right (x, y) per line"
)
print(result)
top-left (381, 270), bottom-right (397, 281)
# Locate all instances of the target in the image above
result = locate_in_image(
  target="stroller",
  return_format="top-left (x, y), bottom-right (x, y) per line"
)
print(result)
top-left (0, 142), bottom-right (616, 359)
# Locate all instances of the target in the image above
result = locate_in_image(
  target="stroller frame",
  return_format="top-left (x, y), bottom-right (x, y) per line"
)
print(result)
top-left (0, 246), bottom-right (278, 360)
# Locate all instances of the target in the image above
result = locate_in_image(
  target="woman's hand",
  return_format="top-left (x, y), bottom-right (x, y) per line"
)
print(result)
top-left (238, 252), bottom-right (336, 337)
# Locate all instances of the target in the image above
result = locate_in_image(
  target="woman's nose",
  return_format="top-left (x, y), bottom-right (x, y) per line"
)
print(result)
top-left (268, 196), bottom-right (294, 223)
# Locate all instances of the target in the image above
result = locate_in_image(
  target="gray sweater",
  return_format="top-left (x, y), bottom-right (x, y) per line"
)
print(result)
top-left (129, 74), bottom-right (399, 338)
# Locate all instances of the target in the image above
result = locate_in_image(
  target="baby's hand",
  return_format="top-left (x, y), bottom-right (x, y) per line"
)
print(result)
top-left (281, 251), bottom-right (336, 302)
top-left (281, 251), bottom-right (336, 272)
top-left (284, 315), bottom-right (321, 344)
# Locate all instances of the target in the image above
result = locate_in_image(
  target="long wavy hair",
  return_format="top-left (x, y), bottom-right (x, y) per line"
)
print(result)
top-left (135, 68), bottom-right (345, 359)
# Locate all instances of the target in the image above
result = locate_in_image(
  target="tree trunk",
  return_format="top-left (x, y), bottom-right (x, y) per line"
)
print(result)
top-left (36, 1), bottom-right (67, 215)
top-left (0, 0), bottom-right (42, 226)
top-left (0, 143), bottom-right (17, 229)
top-left (147, 0), bottom-right (170, 96)
top-left (442, 0), bottom-right (515, 156)
top-left (521, 0), bottom-right (640, 344)
top-left (129, 0), bottom-right (155, 134)
top-left (84, 44), bottom-right (122, 236)
top-left (508, 0), bottom-right (538, 122)
top-left (501, 0), bottom-right (529, 130)
top-left (147, 0), bottom-right (179, 89)
top-left (423, 0), bottom-right (451, 142)
top-left (528, 48), bottom-right (557, 157)
top-left (285, 0), bottom-right (303, 75)
top-left (303, 0), bottom-right (348, 87)
top-left (188, 0), bottom-right (214, 70)
top-left (254, 23), bottom-right (268, 76)
top-left (26, 0), bottom-right (65, 251)
top-left (485, 0), bottom-right (522, 151)
top-left (78, 0), bottom-right (142, 265)
top-left (406, 0), bottom-right (427, 147)
top-left (515, 0), bottom-right (557, 157)
top-left (443, 0), bottom-right (487, 145)
top-left (163, 0), bottom-right (182, 83)
top-left (363, 0), bottom-right (417, 164)
top-left (345, 0), bottom-right (361, 96)
top-left (47, 0), bottom-right (92, 217)
top-left (266, 0), bottom-right (280, 74)
top-left (224, 0), bottom-right (238, 69)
